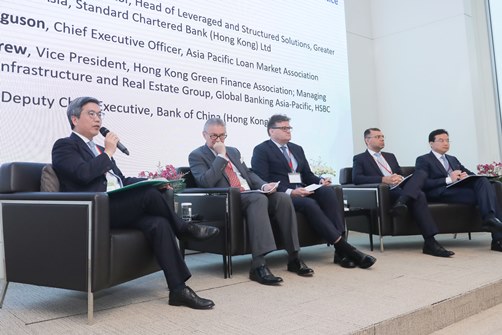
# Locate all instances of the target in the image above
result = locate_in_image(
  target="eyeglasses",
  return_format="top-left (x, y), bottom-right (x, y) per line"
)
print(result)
top-left (208, 133), bottom-right (227, 140)
top-left (434, 139), bottom-right (450, 143)
top-left (86, 111), bottom-right (105, 119)
top-left (366, 135), bottom-right (384, 139)
top-left (271, 126), bottom-right (293, 132)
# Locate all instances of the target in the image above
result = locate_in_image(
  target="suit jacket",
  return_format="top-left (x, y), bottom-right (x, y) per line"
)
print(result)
top-left (352, 150), bottom-right (403, 185)
top-left (52, 132), bottom-right (141, 192)
top-left (188, 144), bottom-right (265, 189)
top-left (415, 151), bottom-right (474, 198)
top-left (251, 140), bottom-right (320, 193)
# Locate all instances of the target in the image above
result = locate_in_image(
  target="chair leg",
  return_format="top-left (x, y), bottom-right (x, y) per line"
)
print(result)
top-left (469, 232), bottom-right (472, 240)
top-left (0, 280), bottom-right (9, 308)
top-left (88, 290), bottom-right (94, 324)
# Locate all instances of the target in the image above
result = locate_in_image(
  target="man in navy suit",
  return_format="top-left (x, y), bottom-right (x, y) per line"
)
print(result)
top-left (189, 117), bottom-right (313, 285)
top-left (353, 128), bottom-right (453, 257)
top-left (252, 114), bottom-right (376, 269)
top-left (52, 96), bottom-right (219, 309)
top-left (415, 129), bottom-right (502, 251)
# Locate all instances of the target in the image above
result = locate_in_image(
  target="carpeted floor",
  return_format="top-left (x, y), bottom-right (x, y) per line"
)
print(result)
top-left (1, 232), bottom-right (502, 334)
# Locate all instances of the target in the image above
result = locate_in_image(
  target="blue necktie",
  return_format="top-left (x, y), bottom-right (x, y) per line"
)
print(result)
top-left (281, 146), bottom-right (293, 171)
top-left (88, 141), bottom-right (99, 156)
top-left (441, 155), bottom-right (451, 173)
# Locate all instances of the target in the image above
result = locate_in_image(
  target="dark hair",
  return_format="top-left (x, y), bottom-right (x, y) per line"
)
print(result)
top-left (363, 128), bottom-right (381, 139)
top-left (67, 96), bottom-right (100, 129)
top-left (267, 114), bottom-right (290, 135)
top-left (428, 129), bottom-right (448, 142)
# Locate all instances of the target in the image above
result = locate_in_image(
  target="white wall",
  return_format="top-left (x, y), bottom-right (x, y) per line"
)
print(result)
top-left (345, 0), bottom-right (501, 170)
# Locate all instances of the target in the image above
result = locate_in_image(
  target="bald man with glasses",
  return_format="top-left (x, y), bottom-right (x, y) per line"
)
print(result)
top-left (189, 117), bottom-right (314, 286)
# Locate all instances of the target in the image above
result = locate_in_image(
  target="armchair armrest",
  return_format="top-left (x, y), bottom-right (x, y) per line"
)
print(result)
top-left (0, 191), bottom-right (111, 291)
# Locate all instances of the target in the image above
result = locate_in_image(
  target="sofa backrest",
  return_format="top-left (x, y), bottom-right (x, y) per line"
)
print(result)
top-left (0, 162), bottom-right (46, 193)
top-left (339, 166), bottom-right (416, 185)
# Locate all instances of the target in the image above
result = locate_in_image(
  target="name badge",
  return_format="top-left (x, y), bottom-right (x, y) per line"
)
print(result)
top-left (288, 172), bottom-right (302, 184)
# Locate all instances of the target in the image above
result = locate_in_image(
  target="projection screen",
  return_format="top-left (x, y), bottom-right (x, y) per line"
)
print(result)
top-left (1, 0), bottom-right (352, 176)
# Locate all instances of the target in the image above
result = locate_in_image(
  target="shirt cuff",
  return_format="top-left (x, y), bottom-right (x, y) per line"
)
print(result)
top-left (445, 176), bottom-right (452, 184)
top-left (286, 188), bottom-right (293, 196)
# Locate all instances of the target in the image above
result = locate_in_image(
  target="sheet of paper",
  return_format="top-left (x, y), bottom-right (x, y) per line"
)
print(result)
top-left (304, 183), bottom-right (323, 192)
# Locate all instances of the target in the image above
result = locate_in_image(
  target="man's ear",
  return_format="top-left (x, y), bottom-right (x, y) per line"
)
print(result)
top-left (71, 115), bottom-right (79, 127)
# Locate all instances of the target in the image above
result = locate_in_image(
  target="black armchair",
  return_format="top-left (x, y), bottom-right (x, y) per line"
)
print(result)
top-left (0, 162), bottom-right (163, 322)
top-left (339, 166), bottom-right (485, 252)
top-left (175, 167), bottom-right (330, 278)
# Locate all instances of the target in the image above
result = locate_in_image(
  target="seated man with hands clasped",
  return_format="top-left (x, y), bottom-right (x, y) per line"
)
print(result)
top-left (415, 129), bottom-right (502, 252)
top-left (352, 128), bottom-right (454, 257)
top-left (52, 96), bottom-right (219, 310)
top-left (189, 117), bottom-right (314, 286)
top-left (252, 114), bottom-right (376, 269)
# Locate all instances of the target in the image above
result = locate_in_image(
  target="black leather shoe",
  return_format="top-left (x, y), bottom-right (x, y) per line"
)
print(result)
top-left (183, 223), bottom-right (219, 241)
top-left (389, 201), bottom-right (408, 217)
top-left (353, 251), bottom-right (377, 269)
top-left (333, 252), bottom-right (356, 268)
top-left (491, 239), bottom-right (502, 252)
top-left (482, 217), bottom-right (502, 233)
top-left (169, 286), bottom-right (215, 309)
top-left (423, 240), bottom-right (454, 257)
top-left (287, 258), bottom-right (314, 276)
top-left (249, 265), bottom-right (283, 285)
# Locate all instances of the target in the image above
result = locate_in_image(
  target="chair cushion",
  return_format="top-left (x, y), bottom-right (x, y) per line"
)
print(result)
top-left (40, 164), bottom-right (60, 192)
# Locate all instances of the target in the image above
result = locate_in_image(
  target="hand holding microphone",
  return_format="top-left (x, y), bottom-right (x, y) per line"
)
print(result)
top-left (100, 127), bottom-right (130, 156)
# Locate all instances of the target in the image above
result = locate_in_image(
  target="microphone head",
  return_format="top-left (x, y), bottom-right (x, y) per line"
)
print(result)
top-left (99, 127), bottom-right (109, 136)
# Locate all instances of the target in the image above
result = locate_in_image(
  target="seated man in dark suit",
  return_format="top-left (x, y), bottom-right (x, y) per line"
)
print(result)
top-left (415, 129), bottom-right (502, 251)
top-left (252, 114), bottom-right (376, 269)
top-left (353, 128), bottom-right (453, 257)
top-left (52, 96), bottom-right (219, 309)
top-left (189, 118), bottom-right (314, 286)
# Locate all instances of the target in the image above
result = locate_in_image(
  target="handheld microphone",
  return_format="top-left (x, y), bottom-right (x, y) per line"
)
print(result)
top-left (99, 127), bottom-right (130, 155)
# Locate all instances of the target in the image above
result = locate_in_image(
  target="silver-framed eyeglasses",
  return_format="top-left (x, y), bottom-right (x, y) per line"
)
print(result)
top-left (86, 111), bottom-right (105, 119)
top-left (434, 139), bottom-right (450, 143)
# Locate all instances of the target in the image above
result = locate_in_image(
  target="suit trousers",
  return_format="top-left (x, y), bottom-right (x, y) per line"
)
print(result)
top-left (292, 186), bottom-right (345, 243)
top-left (391, 170), bottom-right (439, 238)
top-left (240, 192), bottom-right (299, 257)
top-left (108, 186), bottom-right (191, 290)
top-left (429, 177), bottom-right (502, 240)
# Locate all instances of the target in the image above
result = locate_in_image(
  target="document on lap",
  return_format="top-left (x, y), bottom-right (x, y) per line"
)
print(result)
top-left (107, 178), bottom-right (174, 194)
top-left (241, 181), bottom-right (280, 194)
top-left (446, 174), bottom-right (497, 188)
top-left (304, 183), bottom-right (323, 192)
top-left (390, 174), bottom-right (413, 190)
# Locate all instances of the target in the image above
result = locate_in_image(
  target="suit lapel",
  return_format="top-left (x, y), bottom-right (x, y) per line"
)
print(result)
top-left (429, 152), bottom-right (448, 176)
top-left (71, 133), bottom-right (95, 159)
top-left (365, 150), bottom-right (384, 176)
top-left (227, 149), bottom-right (252, 185)
top-left (202, 145), bottom-right (231, 186)
top-left (267, 140), bottom-right (291, 171)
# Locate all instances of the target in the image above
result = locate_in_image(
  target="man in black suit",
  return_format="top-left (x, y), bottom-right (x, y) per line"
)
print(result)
top-left (353, 128), bottom-right (453, 257)
top-left (252, 114), bottom-right (376, 269)
top-left (415, 129), bottom-right (502, 251)
top-left (52, 96), bottom-right (219, 309)
top-left (188, 118), bottom-right (314, 285)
